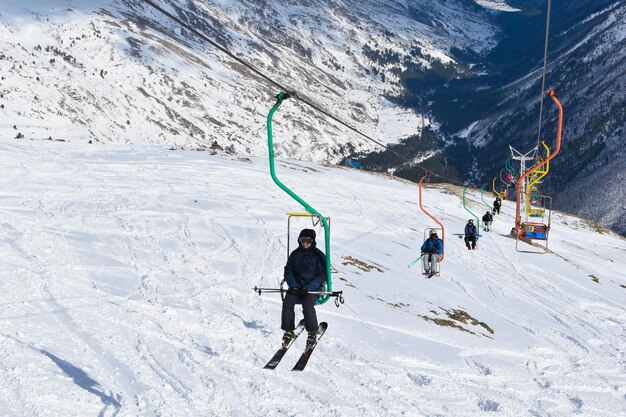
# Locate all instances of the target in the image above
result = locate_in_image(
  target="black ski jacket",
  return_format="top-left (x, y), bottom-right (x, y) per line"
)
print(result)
top-left (284, 229), bottom-right (327, 291)
top-left (465, 223), bottom-right (477, 237)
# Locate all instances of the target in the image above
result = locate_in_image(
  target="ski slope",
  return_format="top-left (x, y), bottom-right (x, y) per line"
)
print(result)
top-left (0, 139), bottom-right (625, 417)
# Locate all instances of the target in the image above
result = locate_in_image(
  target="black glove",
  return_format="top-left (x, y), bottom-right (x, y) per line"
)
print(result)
top-left (287, 288), bottom-right (308, 297)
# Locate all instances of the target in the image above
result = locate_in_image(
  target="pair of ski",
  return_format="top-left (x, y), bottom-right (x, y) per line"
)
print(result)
top-left (263, 320), bottom-right (328, 371)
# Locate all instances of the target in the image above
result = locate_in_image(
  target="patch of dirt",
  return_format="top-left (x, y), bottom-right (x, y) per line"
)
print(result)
top-left (342, 256), bottom-right (384, 273)
top-left (388, 302), bottom-right (410, 309)
top-left (420, 315), bottom-right (472, 334)
top-left (420, 308), bottom-right (494, 337)
top-left (582, 219), bottom-right (612, 234)
top-left (589, 274), bottom-right (599, 283)
top-left (430, 183), bottom-right (462, 197)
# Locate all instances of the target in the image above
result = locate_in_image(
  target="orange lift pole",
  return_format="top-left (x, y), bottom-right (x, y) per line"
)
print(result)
top-left (515, 90), bottom-right (563, 236)
top-left (419, 172), bottom-right (445, 261)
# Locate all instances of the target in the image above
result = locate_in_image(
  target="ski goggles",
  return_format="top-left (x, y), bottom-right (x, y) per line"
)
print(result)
top-left (298, 237), bottom-right (312, 245)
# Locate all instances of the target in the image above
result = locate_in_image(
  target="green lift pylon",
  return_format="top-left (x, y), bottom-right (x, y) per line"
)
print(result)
top-left (463, 186), bottom-right (480, 239)
top-left (266, 92), bottom-right (333, 304)
top-left (480, 184), bottom-right (493, 212)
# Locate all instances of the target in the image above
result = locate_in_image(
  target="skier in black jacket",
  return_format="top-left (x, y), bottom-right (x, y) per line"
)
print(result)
top-left (464, 220), bottom-right (478, 250)
top-left (281, 228), bottom-right (327, 348)
top-left (482, 211), bottom-right (493, 232)
top-left (493, 197), bottom-right (501, 214)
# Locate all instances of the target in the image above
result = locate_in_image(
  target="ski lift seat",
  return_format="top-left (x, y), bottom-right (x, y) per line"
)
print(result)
top-left (286, 212), bottom-right (331, 306)
top-left (520, 222), bottom-right (548, 240)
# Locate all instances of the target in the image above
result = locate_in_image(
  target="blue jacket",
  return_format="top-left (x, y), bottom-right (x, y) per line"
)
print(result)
top-left (420, 237), bottom-right (443, 254)
top-left (284, 229), bottom-right (327, 291)
top-left (465, 223), bottom-right (477, 236)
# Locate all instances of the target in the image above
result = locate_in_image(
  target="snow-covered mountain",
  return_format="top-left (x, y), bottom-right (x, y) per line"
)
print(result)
top-left (0, 139), bottom-right (625, 416)
top-left (0, 0), bottom-right (498, 161)
top-left (1, 1), bottom-right (624, 232)
top-left (354, 0), bottom-right (626, 236)
top-left (465, 0), bottom-right (626, 237)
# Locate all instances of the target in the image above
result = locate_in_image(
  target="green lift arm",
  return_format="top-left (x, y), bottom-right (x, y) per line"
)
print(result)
top-left (267, 92), bottom-right (332, 304)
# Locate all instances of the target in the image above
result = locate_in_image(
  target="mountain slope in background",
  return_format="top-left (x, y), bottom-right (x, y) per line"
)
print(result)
top-left (0, 139), bottom-right (624, 416)
top-left (0, 0), bottom-right (497, 160)
top-left (0, 1), bottom-right (624, 233)
top-left (356, 0), bottom-right (626, 236)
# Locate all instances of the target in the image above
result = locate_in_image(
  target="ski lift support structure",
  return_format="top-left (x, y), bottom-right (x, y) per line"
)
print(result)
top-left (266, 91), bottom-right (341, 305)
top-left (510, 146), bottom-right (538, 215)
top-left (492, 177), bottom-right (504, 201)
top-left (514, 90), bottom-right (563, 253)
top-left (418, 172), bottom-right (445, 262)
top-left (480, 184), bottom-right (493, 212)
top-left (463, 186), bottom-right (480, 239)
top-left (525, 141), bottom-right (551, 218)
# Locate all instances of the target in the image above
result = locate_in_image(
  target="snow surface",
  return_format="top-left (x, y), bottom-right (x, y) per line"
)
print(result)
top-left (0, 138), bottom-right (625, 416)
top-left (473, 1), bottom-right (520, 13)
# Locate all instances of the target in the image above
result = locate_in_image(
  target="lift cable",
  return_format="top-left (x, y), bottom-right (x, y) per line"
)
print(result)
top-left (138, 0), bottom-right (471, 187)
top-left (535, 0), bottom-right (552, 151)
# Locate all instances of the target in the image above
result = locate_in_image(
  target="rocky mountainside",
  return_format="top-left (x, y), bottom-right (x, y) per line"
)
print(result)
top-left (470, 0), bottom-right (625, 237)
top-left (355, 0), bottom-right (626, 235)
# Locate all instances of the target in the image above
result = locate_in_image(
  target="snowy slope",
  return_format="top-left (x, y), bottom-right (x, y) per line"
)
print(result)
top-left (0, 138), bottom-right (625, 416)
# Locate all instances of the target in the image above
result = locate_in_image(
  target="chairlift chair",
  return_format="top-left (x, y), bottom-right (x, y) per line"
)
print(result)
top-left (415, 172), bottom-right (445, 276)
top-left (421, 228), bottom-right (442, 276)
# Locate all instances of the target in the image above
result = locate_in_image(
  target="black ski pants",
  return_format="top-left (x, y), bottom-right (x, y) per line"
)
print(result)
top-left (465, 235), bottom-right (477, 249)
top-left (281, 293), bottom-right (319, 332)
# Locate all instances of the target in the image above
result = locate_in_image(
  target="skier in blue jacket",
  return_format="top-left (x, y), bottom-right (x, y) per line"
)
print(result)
top-left (420, 230), bottom-right (443, 275)
top-left (281, 228), bottom-right (327, 348)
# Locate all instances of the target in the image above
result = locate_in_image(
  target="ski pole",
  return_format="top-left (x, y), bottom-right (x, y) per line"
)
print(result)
top-left (253, 287), bottom-right (344, 306)
top-left (408, 254), bottom-right (423, 268)
top-left (252, 286), bottom-right (286, 295)
top-left (253, 287), bottom-right (342, 297)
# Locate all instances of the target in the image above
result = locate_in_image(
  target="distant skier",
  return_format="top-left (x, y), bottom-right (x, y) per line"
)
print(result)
top-left (420, 229), bottom-right (443, 276)
top-left (464, 219), bottom-right (478, 250)
top-left (482, 211), bottom-right (493, 232)
top-left (493, 197), bottom-right (501, 214)
top-left (281, 229), bottom-right (327, 349)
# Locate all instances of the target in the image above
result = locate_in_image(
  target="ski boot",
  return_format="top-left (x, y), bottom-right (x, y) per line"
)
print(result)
top-left (282, 331), bottom-right (294, 348)
top-left (306, 331), bottom-right (317, 349)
